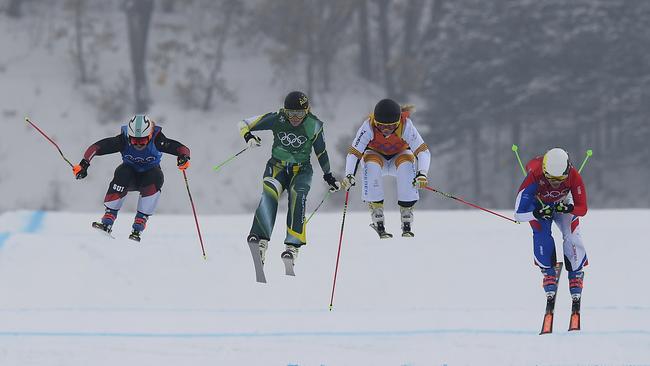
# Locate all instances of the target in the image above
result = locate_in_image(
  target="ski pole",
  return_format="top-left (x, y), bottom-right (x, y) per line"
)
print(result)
top-left (182, 170), bottom-right (207, 260)
top-left (511, 144), bottom-right (526, 176)
top-left (213, 147), bottom-right (249, 173)
top-left (424, 186), bottom-right (520, 224)
top-left (305, 190), bottom-right (331, 224)
top-left (329, 190), bottom-right (350, 311)
top-left (25, 117), bottom-right (74, 168)
top-left (578, 149), bottom-right (593, 174)
top-left (513, 145), bottom-right (593, 176)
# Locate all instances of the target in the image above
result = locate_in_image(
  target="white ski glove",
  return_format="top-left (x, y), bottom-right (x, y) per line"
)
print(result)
top-left (413, 172), bottom-right (428, 189)
top-left (341, 174), bottom-right (356, 191)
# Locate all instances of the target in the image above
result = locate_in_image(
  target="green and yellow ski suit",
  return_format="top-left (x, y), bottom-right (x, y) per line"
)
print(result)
top-left (240, 111), bottom-right (332, 246)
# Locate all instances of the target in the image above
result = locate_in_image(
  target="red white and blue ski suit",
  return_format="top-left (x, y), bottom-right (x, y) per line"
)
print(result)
top-left (514, 156), bottom-right (588, 274)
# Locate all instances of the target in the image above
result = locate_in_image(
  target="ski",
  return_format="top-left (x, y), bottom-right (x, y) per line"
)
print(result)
top-left (91, 222), bottom-right (115, 239)
top-left (247, 236), bottom-right (267, 283)
top-left (569, 298), bottom-right (581, 331)
top-left (540, 262), bottom-right (563, 335)
top-left (281, 252), bottom-right (296, 276)
top-left (370, 223), bottom-right (393, 239)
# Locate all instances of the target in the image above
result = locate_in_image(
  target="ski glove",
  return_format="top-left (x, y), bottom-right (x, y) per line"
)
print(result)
top-left (73, 159), bottom-right (90, 180)
top-left (177, 154), bottom-right (190, 171)
top-left (555, 201), bottom-right (574, 214)
top-left (341, 174), bottom-right (356, 191)
top-left (533, 202), bottom-right (553, 220)
top-left (323, 172), bottom-right (341, 192)
top-left (413, 172), bottom-right (428, 189)
top-left (243, 131), bottom-right (261, 148)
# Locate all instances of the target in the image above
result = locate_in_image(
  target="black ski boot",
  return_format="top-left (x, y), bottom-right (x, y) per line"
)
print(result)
top-left (401, 222), bottom-right (414, 237)
top-left (92, 222), bottom-right (114, 238)
top-left (128, 230), bottom-right (141, 242)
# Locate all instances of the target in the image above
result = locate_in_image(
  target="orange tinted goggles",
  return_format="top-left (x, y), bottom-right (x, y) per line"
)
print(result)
top-left (375, 120), bottom-right (399, 133)
top-left (544, 171), bottom-right (568, 183)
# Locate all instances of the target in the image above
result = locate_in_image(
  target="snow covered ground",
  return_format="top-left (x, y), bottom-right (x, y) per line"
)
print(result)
top-left (0, 208), bottom-right (649, 365)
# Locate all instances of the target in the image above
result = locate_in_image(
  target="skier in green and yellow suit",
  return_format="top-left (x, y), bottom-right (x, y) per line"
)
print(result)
top-left (239, 91), bottom-right (340, 268)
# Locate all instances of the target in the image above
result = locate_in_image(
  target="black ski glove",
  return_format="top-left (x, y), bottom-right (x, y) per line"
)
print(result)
top-left (533, 202), bottom-right (553, 220)
top-left (555, 201), bottom-right (574, 214)
top-left (323, 172), bottom-right (341, 192)
top-left (73, 159), bottom-right (90, 180)
top-left (177, 154), bottom-right (190, 170)
top-left (243, 131), bottom-right (261, 147)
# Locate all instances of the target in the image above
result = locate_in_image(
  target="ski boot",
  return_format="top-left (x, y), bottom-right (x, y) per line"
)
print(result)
top-left (92, 208), bottom-right (117, 236)
top-left (281, 244), bottom-right (299, 276)
top-left (542, 266), bottom-right (559, 300)
top-left (369, 201), bottom-right (392, 239)
top-left (129, 212), bottom-right (149, 242)
top-left (540, 262), bottom-right (563, 335)
top-left (129, 230), bottom-right (141, 242)
top-left (568, 271), bottom-right (584, 331)
top-left (399, 205), bottom-right (414, 237)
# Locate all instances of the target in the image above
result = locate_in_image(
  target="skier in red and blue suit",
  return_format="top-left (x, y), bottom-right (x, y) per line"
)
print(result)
top-left (514, 148), bottom-right (588, 301)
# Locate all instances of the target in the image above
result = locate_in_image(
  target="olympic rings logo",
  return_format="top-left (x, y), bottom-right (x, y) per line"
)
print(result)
top-left (540, 189), bottom-right (570, 199)
top-left (124, 154), bottom-right (157, 164)
top-left (278, 131), bottom-right (307, 148)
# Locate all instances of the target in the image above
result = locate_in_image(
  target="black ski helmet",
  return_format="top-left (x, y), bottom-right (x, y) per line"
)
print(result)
top-left (373, 98), bottom-right (401, 124)
top-left (284, 91), bottom-right (309, 110)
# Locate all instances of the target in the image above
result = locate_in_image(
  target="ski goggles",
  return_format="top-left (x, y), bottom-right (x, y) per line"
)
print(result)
top-left (544, 172), bottom-right (568, 183)
top-left (375, 119), bottom-right (400, 134)
top-left (129, 136), bottom-right (151, 146)
top-left (284, 109), bottom-right (308, 120)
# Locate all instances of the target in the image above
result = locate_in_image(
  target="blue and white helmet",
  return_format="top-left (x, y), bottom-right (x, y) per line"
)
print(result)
top-left (128, 114), bottom-right (154, 139)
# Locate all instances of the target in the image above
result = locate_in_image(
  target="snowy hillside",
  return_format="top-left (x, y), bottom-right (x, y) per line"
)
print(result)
top-left (0, 209), bottom-right (648, 365)
top-left (0, 13), bottom-right (399, 215)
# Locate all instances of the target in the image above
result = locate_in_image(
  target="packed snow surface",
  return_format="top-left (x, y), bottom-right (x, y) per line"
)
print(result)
top-left (0, 209), bottom-right (648, 365)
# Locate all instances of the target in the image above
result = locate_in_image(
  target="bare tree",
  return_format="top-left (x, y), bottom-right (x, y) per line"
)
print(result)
top-left (124, 0), bottom-right (154, 113)
top-left (376, 0), bottom-right (396, 97)
top-left (357, 0), bottom-right (373, 80)
top-left (202, 0), bottom-right (240, 110)
top-left (72, 0), bottom-right (88, 83)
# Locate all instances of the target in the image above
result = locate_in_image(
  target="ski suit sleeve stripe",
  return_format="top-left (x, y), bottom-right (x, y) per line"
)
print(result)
top-left (569, 170), bottom-right (588, 216)
top-left (514, 174), bottom-right (539, 222)
top-left (403, 119), bottom-right (431, 174)
top-left (238, 112), bottom-right (276, 136)
top-left (154, 131), bottom-right (190, 157)
top-left (83, 135), bottom-right (124, 161)
top-left (312, 126), bottom-right (331, 174)
top-left (345, 120), bottom-right (372, 176)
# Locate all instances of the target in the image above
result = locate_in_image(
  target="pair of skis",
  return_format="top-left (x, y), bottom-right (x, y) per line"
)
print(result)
top-left (369, 223), bottom-right (414, 239)
top-left (539, 262), bottom-right (581, 335)
top-left (247, 239), bottom-right (294, 284)
top-left (92, 222), bottom-right (142, 242)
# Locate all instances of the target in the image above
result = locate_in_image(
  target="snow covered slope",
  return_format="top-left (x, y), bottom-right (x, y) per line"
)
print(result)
top-left (0, 209), bottom-right (648, 365)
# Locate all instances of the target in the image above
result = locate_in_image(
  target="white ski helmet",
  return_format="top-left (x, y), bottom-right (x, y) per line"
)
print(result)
top-left (542, 148), bottom-right (570, 180)
top-left (128, 114), bottom-right (154, 139)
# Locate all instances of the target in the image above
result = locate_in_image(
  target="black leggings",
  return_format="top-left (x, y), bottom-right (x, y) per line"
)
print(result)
top-left (104, 164), bottom-right (164, 202)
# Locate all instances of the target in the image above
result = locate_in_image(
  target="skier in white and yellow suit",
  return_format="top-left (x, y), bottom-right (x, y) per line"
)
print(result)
top-left (341, 99), bottom-right (431, 237)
